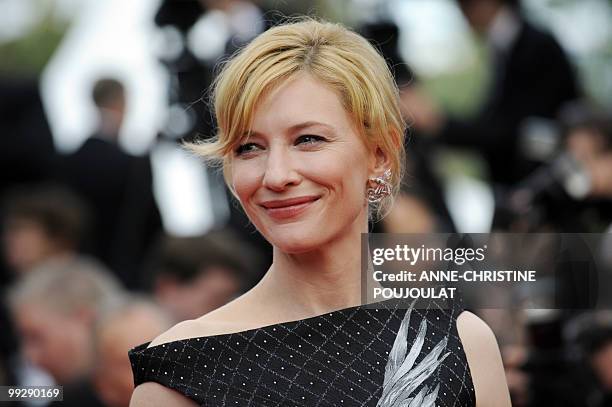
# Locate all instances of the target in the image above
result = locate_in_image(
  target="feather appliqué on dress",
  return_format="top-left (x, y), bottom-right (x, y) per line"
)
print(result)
top-left (377, 302), bottom-right (450, 407)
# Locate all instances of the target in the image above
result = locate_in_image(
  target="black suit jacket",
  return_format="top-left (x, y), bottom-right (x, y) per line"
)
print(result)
top-left (59, 137), bottom-right (161, 287)
top-left (439, 18), bottom-right (580, 185)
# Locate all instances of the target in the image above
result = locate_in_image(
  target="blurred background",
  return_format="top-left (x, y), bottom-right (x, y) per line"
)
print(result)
top-left (0, 0), bottom-right (611, 405)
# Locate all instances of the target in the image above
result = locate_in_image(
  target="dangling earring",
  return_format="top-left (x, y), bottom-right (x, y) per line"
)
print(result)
top-left (367, 169), bottom-right (392, 203)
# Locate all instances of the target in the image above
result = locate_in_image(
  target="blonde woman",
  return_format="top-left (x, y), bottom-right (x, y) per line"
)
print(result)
top-left (129, 19), bottom-right (510, 407)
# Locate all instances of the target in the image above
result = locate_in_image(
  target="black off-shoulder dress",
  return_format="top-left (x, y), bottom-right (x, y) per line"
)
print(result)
top-left (129, 297), bottom-right (475, 406)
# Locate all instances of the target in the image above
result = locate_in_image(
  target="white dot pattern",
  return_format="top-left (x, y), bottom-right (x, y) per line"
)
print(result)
top-left (129, 298), bottom-right (475, 406)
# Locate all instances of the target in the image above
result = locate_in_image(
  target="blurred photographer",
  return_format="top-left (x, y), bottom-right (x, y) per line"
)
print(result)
top-left (496, 106), bottom-right (612, 232)
top-left (406, 0), bottom-right (580, 188)
top-left (566, 117), bottom-right (612, 200)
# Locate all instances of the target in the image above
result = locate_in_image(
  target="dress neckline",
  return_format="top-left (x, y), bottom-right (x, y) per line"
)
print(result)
top-left (135, 298), bottom-right (403, 352)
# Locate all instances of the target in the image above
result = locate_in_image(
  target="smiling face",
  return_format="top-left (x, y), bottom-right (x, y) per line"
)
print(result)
top-left (229, 74), bottom-right (376, 253)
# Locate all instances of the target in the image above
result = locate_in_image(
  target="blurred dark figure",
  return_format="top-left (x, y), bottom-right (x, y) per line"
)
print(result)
top-left (410, 0), bottom-right (580, 187)
top-left (0, 294), bottom-right (20, 395)
top-left (93, 297), bottom-right (172, 407)
top-left (154, 0), bottom-right (215, 143)
top-left (359, 21), bottom-right (456, 233)
top-left (0, 78), bottom-right (55, 189)
top-left (518, 310), bottom-right (591, 407)
top-left (1, 184), bottom-right (89, 276)
top-left (0, 185), bottom-right (90, 388)
top-left (565, 115), bottom-right (612, 202)
top-left (358, 21), bottom-right (413, 92)
top-left (0, 78), bottom-right (56, 290)
top-left (153, 0), bottom-right (272, 144)
top-left (496, 106), bottom-right (612, 231)
top-left (91, 79), bottom-right (126, 140)
top-left (581, 326), bottom-right (612, 406)
top-left (154, 0), bottom-right (274, 270)
top-left (143, 229), bottom-right (258, 322)
top-left (7, 257), bottom-right (124, 407)
top-left (58, 78), bottom-right (161, 288)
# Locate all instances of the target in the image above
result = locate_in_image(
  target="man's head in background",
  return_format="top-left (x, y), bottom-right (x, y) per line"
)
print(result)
top-left (7, 257), bottom-right (123, 384)
top-left (93, 297), bottom-right (172, 407)
top-left (456, 0), bottom-right (520, 35)
top-left (146, 229), bottom-right (256, 322)
top-left (580, 326), bottom-right (612, 393)
top-left (563, 107), bottom-right (612, 199)
top-left (1, 185), bottom-right (90, 275)
top-left (91, 78), bottom-right (126, 140)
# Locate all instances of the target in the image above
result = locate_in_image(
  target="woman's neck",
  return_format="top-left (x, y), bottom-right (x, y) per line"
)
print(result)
top-left (255, 214), bottom-right (368, 319)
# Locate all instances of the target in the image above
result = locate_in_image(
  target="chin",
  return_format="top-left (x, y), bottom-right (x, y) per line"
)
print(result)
top-left (250, 204), bottom-right (365, 254)
top-left (277, 241), bottom-right (320, 254)
top-left (267, 228), bottom-right (325, 254)
top-left (262, 222), bottom-right (329, 254)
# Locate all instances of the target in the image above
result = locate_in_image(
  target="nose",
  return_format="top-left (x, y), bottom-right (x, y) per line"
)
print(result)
top-left (262, 146), bottom-right (301, 192)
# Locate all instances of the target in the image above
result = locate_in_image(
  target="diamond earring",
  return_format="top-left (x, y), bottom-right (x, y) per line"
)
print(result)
top-left (367, 169), bottom-right (392, 203)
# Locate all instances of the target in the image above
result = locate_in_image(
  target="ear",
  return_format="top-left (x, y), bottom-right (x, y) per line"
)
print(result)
top-left (368, 146), bottom-right (391, 178)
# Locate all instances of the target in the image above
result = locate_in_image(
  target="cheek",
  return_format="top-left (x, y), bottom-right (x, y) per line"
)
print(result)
top-left (229, 145), bottom-right (370, 215)
top-left (44, 326), bottom-right (72, 356)
top-left (231, 160), bottom-right (263, 207)
top-left (306, 150), bottom-right (368, 203)
top-left (28, 328), bottom-right (64, 369)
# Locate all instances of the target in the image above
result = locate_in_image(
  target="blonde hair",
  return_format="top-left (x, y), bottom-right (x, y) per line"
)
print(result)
top-left (186, 18), bottom-right (406, 217)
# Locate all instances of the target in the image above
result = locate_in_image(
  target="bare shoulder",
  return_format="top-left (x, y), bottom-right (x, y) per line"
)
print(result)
top-left (147, 319), bottom-right (204, 348)
top-left (456, 310), bottom-right (497, 345)
top-left (130, 382), bottom-right (198, 407)
top-left (456, 310), bottom-right (512, 407)
top-left (148, 296), bottom-right (258, 348)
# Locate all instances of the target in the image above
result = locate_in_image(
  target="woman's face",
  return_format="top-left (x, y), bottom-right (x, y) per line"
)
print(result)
top-left (230, 73), bottom-right (375, 253)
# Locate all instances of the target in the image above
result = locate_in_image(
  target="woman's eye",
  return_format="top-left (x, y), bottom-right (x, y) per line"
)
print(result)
top-left (235, 143), bottom-right (261, 156)
top-left (296, 135), bottom-right (325, 145)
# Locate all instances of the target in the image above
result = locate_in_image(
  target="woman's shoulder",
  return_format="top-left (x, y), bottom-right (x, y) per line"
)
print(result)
top-left (456, 310), bottom-right (496, 344)
top-left (146, 318), bottom-right (228, 348)
top-left (130, 382), bottom-right (198, 407)
top-left (148, 295), bottom-right (260, 348)
top-left (128, 300), bottom-right (257, 406)
top-left (455, 310), bottom-right (512, 407)
top-left (455, 310), bottom-right (501, 366)
top-left (128, 298), bottom-right (488, 406)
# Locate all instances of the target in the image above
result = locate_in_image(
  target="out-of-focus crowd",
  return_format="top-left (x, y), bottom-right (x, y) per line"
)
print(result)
top-left (1, 0), bottom-right (612, 406)
top-left (1, 61), bottom-right (267, 405)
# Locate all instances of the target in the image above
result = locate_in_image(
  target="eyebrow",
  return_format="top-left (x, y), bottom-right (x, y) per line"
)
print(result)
top-left (244, 121), bottom-right (337, 138)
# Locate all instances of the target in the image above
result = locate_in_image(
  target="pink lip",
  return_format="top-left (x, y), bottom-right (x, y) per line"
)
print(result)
top-left (259, 196), bottom-right (320, 220)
